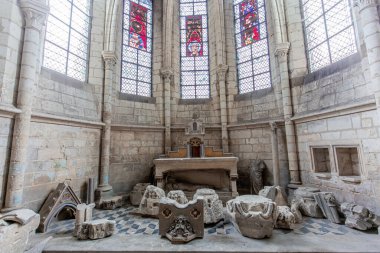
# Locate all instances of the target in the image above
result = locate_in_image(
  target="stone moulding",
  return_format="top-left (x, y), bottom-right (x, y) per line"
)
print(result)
top-left (159, 197), bottom-right (204, 244)
top-left (38, 182), bottom-right (81, 233)
top-left (314, 192), bottom-right (341, 224)
top-left (341, 202), bottom-right (380, 230)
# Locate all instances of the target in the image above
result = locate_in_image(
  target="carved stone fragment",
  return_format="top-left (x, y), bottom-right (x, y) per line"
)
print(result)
top-left (73, 203), bottom-right (95, 236)
top-left (341, 203), bottom-right (380, 231)
top-left (275, 206), bottom-right (295, 229)
top-left (249, 159), bottom-right (266, 194)
top-left (259, 186), bottom-right (288, 206)
top-left (74, 219), bottom-right (116, 240)
top-left (139, 185), bottom-right (166, 217)
top-left (193, 189), bottom-right (224, 224)
top-left (0, 210), bottom-right (40, 253)
top-left (98, 195), bottom-right (123, 210)
top-left (130, 183), bottom-right (150, 206)
top-left (293, 187), bottom-right (324, 218)
top-left (159, 197), bottom-right (204, 244)
top-left (290, 199), bottom-right (303, 223)
top-left (226, 195), bottom-right (277, 239)
top-left (167, 190), bottom-right (188, 204)
top-left (38, 182), bottom-right (81, 232)
top-left (314, 192), bottom-right (341, 224)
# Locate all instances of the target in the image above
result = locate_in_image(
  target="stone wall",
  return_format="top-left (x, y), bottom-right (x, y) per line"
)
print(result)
top-left (23, 122), bottom-right (101, 211)
top-left (229, 125), bottom-right (288, 190)
top-left (0, 117), bottom-right (13, 208)
top-left (110, 129), bottom-right (164, 194)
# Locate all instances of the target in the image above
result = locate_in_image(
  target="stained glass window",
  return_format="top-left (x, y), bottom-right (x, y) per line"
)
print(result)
top-left (43, 0), bottom-right (91, 82)
top-left (180, 0), bottom-right (210, 99)
top-left (234, 0), bottom-right (271, 94)
top-left (301, 0), bottom-right (357, 73)
top-left (121, 0), bottom-right (153, 97)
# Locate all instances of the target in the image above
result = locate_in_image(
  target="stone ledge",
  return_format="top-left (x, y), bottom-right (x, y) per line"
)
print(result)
top-left (303, 53), bottom-right (361, 84)
top-left (292, 97), bottom-right (376, 124)
top-left (31, 112), bottom-right (105, 129)
top-left (227, 118), bottom-right (284, 130)
top-left (41, 67), bottom-right (87, 89)
top-left (178, 98), bottom-right (212, 105)
top-left (118, 93), bottom-right (156, 104)
top-left (234, 87), bottom-right (274, 101)
top-left (0, 103), bottom-right (22, 118)
top-left (340, 176), bottom-right (362, 184)
top-left (111, 124), bottom-right (165, 132)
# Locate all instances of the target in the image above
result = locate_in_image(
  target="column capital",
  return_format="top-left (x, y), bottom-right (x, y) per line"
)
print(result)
top-left (19, 0), bottom-right (49, 31)
top-left (269, 121), bottom-right (278, 131)
top-left (217, 64), bottom-right (229, 82)
top-left (102, 51), bottom-right (117, 68)
top-left (275, 42), bottom-right (290, 62)
top-left (354, 0), bottom-right (378, 11)
top-left (160, 68), bottom-right (174, 81)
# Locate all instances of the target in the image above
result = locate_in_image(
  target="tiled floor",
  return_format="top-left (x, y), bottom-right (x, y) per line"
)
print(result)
top-left (46, 205), bottom-right (372, 237)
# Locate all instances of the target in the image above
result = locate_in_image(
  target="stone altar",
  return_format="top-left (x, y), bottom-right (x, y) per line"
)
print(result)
top-left (154, 157), bottom-right (239, 200)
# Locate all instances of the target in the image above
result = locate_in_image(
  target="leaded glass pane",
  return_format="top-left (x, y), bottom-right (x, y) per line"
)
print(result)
top-left (302, 0), bottom-right (357, 73)
top-left (121, 0), bottom-right (153, 97)
top-left (43, 0), bottom-right (91, 82)
top-left (234, 0), bottom-right (272, 94)
top-left (180, 0), bottom-right (210, 99)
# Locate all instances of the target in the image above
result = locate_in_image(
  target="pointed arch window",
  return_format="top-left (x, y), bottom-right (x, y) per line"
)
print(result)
top-left (43, 0), bottom-right (92, 82)
top-left (301, 0), bottom-right (357, 72)
top-left (234, 0), bottom-right (272, 94)
top-left (121, 0), bottom-right (153, 97)
top-left (180, 0), bottom-right (210, 99)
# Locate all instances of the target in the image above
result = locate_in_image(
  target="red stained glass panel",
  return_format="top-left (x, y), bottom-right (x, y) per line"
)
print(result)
top-left (129, 2), bottom-right (148, 50)
top-left (186, 16), bottom-right (203, 57)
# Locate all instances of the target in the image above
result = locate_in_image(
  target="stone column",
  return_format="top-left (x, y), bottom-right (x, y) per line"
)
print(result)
top-left (275, 43), bottom-right (301, 185)
top-left (217, 65), bottom-right (229, 153)
top-left (161, 69), bottom-right (173, 153)
top-left (2, 0), bottom-right (49, 211)
top-left (270, 122), bottom-right (280, 186)
top-left (213, 0), bottom-right (230, 153)
top-left (356, 0), bottom-right (380, 117)
top-left (97, 51), bottom-right (117, 195)
top-left (161, 0), bottom-right (174, 153)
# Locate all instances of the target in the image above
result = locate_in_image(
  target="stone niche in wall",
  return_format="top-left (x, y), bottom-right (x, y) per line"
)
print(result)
top-left (311, 147), bottom-right (331, 176)
top-left (336, 147), bottom-right (360, 177)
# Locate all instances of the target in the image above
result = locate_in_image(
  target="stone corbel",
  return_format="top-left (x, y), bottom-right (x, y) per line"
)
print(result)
top-left (160, 68), bottom-right (174, 83)
top-left (275, 42), bottom-right (290, 63)
top-left (217, 64), bottom-right (229, 82)
top-left (269, 121), bottom-right (278, 132)
top-left (102, 51), bottom-right (117, 70)
top-left (19, 0), bottom-right (49, 32)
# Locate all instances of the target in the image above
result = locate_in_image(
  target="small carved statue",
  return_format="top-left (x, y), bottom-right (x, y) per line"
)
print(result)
top-left (249, 159), bottom-right (266, 194)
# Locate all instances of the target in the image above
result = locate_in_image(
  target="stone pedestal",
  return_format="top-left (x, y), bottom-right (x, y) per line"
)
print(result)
top-left (193, 189), bottom-right (224, 224)
top-left (226, 195), bottom-right (277, 239)
top-left (159, 197), bottom-right (204, 244)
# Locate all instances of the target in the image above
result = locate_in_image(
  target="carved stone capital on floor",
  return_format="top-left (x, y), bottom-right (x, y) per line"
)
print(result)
top-left (19, 0), bottom-right (49, 32)
top-left (355, 0), bottom-right (378, 11)
top-left (275, 42), bottom-right (290, 62)
top-left (160, 68), bottom-right (174, 82)
top-left (102, 51), bottom-right (117, 69)
top-left (217, 64), bottom-right (229, 82)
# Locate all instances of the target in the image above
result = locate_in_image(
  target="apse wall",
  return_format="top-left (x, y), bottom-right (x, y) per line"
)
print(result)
top-left (286, 0), bottom-right (380, 212)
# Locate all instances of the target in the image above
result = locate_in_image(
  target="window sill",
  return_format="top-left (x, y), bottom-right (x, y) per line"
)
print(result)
top-left (314, 172), bottom-right (331, 180)
top-left (304, 53), bottom-right (361, 85)
top-left (234, 87), bottom-right (273, 101)
top-left (340, 176), bottom-right (361, 184)
top-left (178, 98), bottom-right (212, 105)
top-left (41, 67), bottom-right (86, 89)
top-left (118, 93), bottom-right (156, 104)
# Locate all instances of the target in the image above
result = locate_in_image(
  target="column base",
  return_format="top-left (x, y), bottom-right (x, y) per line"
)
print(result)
top-left (95, 185), bottom-right (123, 210)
